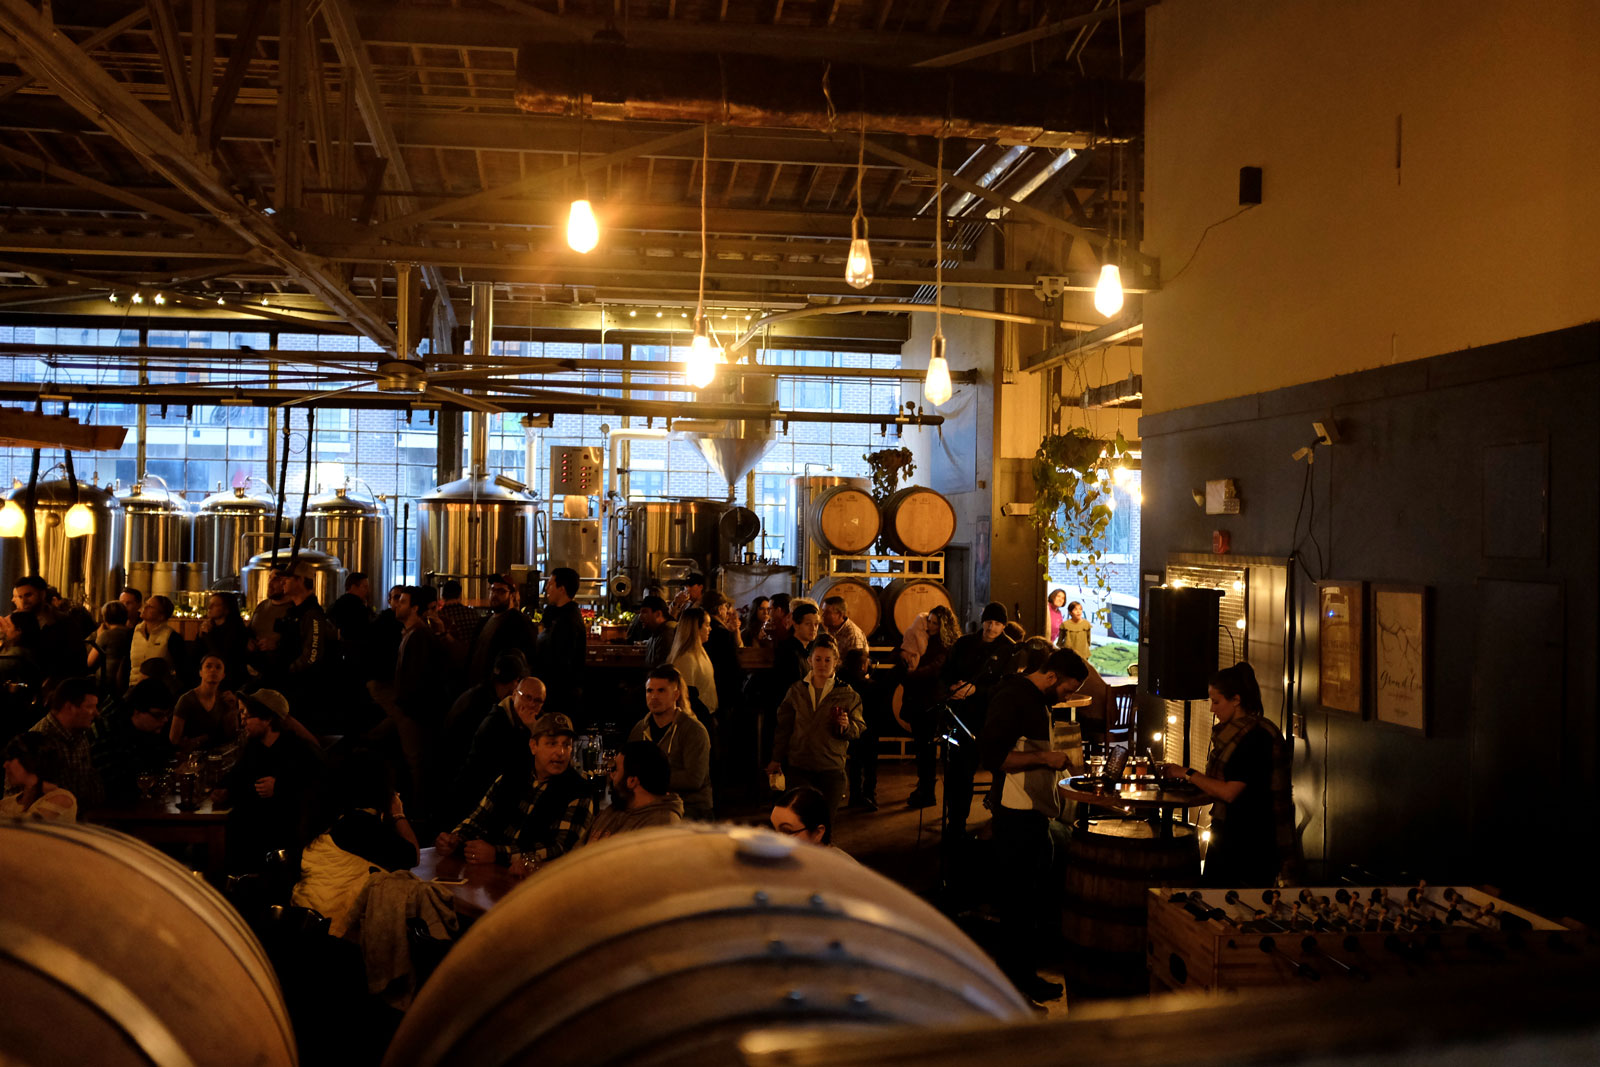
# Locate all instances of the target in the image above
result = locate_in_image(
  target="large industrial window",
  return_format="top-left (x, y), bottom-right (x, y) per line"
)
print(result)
top-left (0, 325), bottom-right (903, 584)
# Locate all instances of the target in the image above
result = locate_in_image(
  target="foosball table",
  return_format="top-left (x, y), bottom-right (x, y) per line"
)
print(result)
top-left (1147, 884), bottom-right (1588, 994)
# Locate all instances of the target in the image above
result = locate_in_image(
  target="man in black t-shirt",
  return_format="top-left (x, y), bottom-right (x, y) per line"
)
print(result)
top-left (978, 648), bottom-right (1081, 1004)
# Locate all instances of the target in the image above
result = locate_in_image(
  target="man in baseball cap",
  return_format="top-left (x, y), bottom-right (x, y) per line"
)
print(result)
top-left (436, 709), bottom-right (593, 870)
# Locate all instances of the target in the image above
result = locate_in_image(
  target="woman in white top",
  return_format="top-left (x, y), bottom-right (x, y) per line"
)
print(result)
top-left (667, 606), bottom-right (718, 713)
top-left (129, 594), bottom-right (180, 682)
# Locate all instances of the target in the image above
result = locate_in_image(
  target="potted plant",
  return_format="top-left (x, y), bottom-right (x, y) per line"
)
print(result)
top-left (1030, 428), bottom-right (1129, 623)
top-left (863, 446), bottom-right (916, 553)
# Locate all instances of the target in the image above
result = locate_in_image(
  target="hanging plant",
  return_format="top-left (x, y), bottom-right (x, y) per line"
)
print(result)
top-left (1031, 428), bottom-right (1128, 620)
top-left (864, 447), bottom-right (916, 554)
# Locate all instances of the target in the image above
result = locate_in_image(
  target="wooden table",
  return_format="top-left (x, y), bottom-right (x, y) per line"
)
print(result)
top-left (1058, 774), bottom-right (1213, 839)
top-left (87, 795), bottom-right (231, 880)
top-left (411, 847), bottom-right (521, 918)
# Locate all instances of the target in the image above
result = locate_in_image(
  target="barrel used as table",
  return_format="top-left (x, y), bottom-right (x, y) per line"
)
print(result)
top-left (808, 574), bottom-right (880, 637)
top-left (0, 819), bottom-right (297, 1067)
top-left (1060, 817), bottom-right (1201, 997)
top-left (880, 486), bottom-right (956, 556)
top-left (385, 825), bottom-right (1032, 1067)
top-left (807, 485), bottom-right (880, 555)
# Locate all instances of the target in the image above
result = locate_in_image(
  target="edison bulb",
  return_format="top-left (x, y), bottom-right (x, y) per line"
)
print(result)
top-left (566, 198), bottom-right (599, 253)
top-left (1093, 263), bottom-right (1124, 318)
top-left (845, 237), bottom-right (874, 288)
top-left (0, 499), bottom-right (24, 537)
top-left (925, 333), bottom-right (953, 406)
top-left (63, 502), bottom-right (95, 538)
top-left (686, 329), bottom-right (720, 389)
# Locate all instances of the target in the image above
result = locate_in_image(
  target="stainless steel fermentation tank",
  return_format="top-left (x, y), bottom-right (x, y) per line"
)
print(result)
top-left (0, 480), bottom-right (125, 610)
top-left (194, 485), bottom-right (282, 590)
top-left (114, 481), bottom-right (187, 572)
top-left (240, 548), bottom-right (345, 611)
top-left (616, 500), bottom-right (731, 597)
top-left (300, 486), bottom-right (391, 596)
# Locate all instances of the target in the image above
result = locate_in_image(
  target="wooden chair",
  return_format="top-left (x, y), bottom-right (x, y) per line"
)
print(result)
top-left (1106, 684), bottom-right (1138, 751)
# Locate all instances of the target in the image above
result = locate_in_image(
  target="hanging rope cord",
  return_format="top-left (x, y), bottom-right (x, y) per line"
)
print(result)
top-left (696, 123), bottom-right (710, 338)
top-left (934, 134), bottom-right (944, 337)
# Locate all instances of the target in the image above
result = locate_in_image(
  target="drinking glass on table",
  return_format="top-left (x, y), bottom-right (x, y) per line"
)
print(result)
top-left (509, 853), bottom-right (542, 879)
top-left (135, 771), bottom-right (157, 799)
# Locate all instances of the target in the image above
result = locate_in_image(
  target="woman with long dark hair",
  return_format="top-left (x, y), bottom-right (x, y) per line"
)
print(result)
top-left (1161, 662), bottom-right (1292, 886)
top-left (898, 605), bottom-right (959, 809)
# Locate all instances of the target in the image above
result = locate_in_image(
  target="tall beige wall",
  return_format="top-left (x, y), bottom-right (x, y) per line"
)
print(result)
top-left (1143, 0), bottom-right (1600, 413)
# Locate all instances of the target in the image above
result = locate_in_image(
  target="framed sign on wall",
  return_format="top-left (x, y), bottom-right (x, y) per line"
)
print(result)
top-left (1371, 584), bottom-right (1429, 735)
top-left (1316, 580), bottom-right (1365, 715)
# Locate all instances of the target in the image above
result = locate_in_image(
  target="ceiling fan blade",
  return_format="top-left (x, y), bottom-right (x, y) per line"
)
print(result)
top-left (282, 383), bottom-right (367, 408)
top-left (423, 362), bottom-right (574, 383)
top-left (426, 385), bottom-right (508, 414)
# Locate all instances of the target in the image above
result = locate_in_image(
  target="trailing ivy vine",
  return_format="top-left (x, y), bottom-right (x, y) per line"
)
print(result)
top-left (1031, 427), bottom-right (1128, 621)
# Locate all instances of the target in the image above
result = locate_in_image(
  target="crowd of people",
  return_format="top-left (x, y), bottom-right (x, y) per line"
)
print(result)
top-left (1, 562), bottom-right (1292, 1008)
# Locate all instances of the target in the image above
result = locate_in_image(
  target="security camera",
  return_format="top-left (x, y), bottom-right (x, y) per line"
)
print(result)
top-left (1313, 418), bottom-right (1341, 446)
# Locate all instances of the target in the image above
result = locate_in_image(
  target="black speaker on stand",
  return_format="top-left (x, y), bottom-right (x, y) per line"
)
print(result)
top-left (1146, 585), bottom-right (1223, 766)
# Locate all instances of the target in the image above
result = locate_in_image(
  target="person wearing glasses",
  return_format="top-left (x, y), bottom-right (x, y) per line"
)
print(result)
top-left (769, 784), bottom-right (850, 857)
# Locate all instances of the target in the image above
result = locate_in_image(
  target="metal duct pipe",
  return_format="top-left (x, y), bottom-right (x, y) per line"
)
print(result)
top-left (468, 282), bottom-right (494, 476)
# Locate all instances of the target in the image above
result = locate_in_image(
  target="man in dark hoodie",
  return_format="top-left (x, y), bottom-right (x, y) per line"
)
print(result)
top-left (583, 740), bottom-right (683, 843)
top-left (940, 601), bottom-right (1018, 836)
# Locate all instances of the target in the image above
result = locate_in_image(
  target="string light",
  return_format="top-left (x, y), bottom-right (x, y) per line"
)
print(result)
top-left (924, 134), bottom-right (953, 407)
top-left (152, 293), bottom-right (166, 306)
top-left (108, 293), bottom-right (118, 304)
top-left (131, 292), bottom-right (144, 304)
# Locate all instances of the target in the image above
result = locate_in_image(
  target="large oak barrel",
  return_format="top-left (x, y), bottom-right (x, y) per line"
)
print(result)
top-left (882, 577), bottom-right (954, 637)
top-left (0, 819), bottom-right (296, 1067)
top-left (385, 826), bottom-right (1031, 1067)
top-left (806, 485), bottom-right (880, 555)
top-left (808, 575), bottom-right (880, 637)
top-left (880, 486), bottom-right (956, 556)
top-left (1060, 818), bottom-right (1201, 997)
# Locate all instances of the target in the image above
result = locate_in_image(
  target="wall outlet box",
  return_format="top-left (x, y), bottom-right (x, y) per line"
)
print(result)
top-left (1239, 165), bottom-right (1263, 205)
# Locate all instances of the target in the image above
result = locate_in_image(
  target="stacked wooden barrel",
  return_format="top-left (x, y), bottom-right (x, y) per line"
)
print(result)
top-left (800, 483), bottom-right (958, 640)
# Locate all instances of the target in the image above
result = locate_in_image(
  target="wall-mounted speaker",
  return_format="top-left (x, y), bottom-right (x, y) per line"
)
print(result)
top-left (1146, 585), bottom-right (1223, 699)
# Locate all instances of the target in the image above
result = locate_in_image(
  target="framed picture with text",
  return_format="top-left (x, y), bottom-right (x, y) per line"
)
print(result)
top-left (1316, 580), bottom-right (1365, 715)
top-left (1370, 584), bottom-right (1429, 736)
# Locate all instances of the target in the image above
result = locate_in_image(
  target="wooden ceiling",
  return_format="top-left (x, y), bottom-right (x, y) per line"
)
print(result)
top-left (0, 0), bottom-right (1147, 351)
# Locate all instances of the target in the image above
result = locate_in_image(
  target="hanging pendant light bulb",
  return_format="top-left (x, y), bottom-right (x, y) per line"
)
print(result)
top-left (845, 118), bottom-right (874, 289)
top-left (684, 124), bottom-right (720, 390)
top-left (566, 198), bottom-right (599, 253)
top-left (566, 95), bottom-right (599, 253)
top-left (63, 502), bottom-right (95, 538)
top-left (686, 314), bottom-right (720, 389)
top-left (924, 134), bottom-right (953, 407)
top-left (0, 498), bottom-right (25, 538)
top-left (925, 332), bottom-right (953, 406)
top-left (1094, 262), bottom-right (1124, 318)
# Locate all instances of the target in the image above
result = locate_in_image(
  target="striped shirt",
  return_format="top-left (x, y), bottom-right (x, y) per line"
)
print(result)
top-left (31, 712), bottom-right (104, 810)
top-left (453, 770), bottom-right (594, 866)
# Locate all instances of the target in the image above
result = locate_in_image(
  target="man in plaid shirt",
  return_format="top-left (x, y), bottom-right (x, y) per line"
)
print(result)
top-left (436, 711), bottom-right (593, 869)
top-left (30, 676), bottom-right (104, 809)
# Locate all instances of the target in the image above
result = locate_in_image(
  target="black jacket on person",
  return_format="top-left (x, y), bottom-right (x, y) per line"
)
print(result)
top-left (448, 699), bottom-right (531, 826)
top-left (198, 619), bottom-right (251, 689)
top-left (534, 600), bottom-right (587, 707)
top-left (393, 623), bottom-right (453, 723)
top-left (704, 625), bottom-right (744, 717)
top-left (941, 632), bottom-right (1017, 735)
top-left (468, 607), bottom-right (537, 684)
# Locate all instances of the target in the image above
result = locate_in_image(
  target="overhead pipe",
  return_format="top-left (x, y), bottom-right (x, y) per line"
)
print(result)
top-left (468, 282), bottom-right (494, 476)
top-left (515, 47), bottom-right (1140, 147)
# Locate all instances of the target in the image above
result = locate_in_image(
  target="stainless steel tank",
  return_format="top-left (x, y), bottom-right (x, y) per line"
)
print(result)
top-left (300, 486), bottom-right (390, 596)
top-left (195, 485), bottom-right (282, 590)
top-left (787, 474), bottom-right (870, 589)
top-left (418, 475), bottom-right (535, 601)
top-left (547, 517), bottom-right (601, 579)
top-left (619, 500), bottom-right (730, 596)
top-left (114, 481), bottom-right (187, 572)
top-left (240, 548), bottom-right (345, 611)
top-left (0, 479), bottom-right (124, 611)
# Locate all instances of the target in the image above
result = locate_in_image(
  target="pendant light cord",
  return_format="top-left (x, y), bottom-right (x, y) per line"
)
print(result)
top-left (853, 116), bottom-right (867, 238)
top-left (697, 123), bottom-right (709, 333)
top-left (934, 134), bottom-right (944, 336)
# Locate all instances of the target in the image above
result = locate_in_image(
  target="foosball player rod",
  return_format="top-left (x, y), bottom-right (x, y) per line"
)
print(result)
top-left (1300, 936), bottom-right (1370, 981)
top-left (1258, 936), bottom-right (1320, 980)
top-left (1225, 890), bottom-right (1284, 931)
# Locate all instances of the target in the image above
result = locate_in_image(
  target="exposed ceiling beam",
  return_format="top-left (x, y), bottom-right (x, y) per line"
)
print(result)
top-left (0, 6), bottom-right (147, 104)
top-left (0, 0), bottom-right (394, 346)
top-left (915, 0), bottom-right (1160, 69)
top-left (321, 0), bottom-right (457, 334)
top-left (1021, 310), bottom-right (1143, 373)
